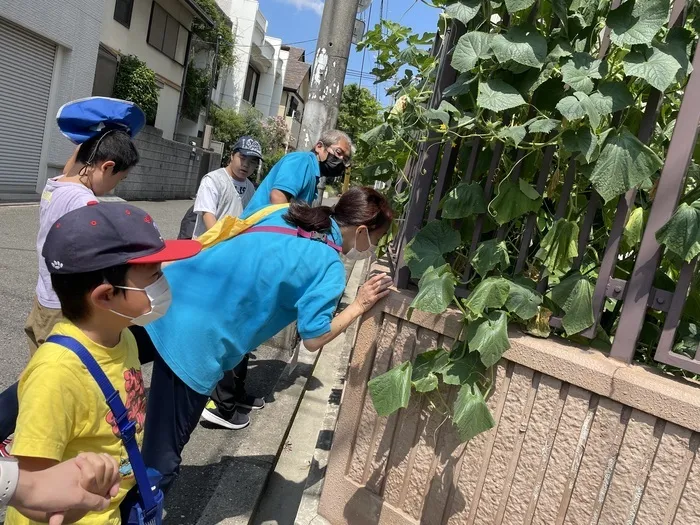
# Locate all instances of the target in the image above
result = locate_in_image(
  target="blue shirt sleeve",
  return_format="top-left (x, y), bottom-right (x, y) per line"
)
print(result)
top-left (297, 259), bottom-right (347, 340)
top-left (271, 154), bottom-right (318, 203)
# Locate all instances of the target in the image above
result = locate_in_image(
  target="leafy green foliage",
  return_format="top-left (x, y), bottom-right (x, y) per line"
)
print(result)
top-left (656, 202), bottom-right (700, 262)
top-left (362, 0), bottom-right (700, 444)
top-left (442, 182), bottom-right (487, 219)
top-left (472, 240), bottom-right (510, 277)
top-left (405, 221), bottom-right (461, 277)
top-left (490, 179), bottom-right (542, 224)
top-left (368, 362), bottom-right (412, 417)
top-left (588, 129), bottom-right (663, 203)
top-left (182, 64), bottom-right (210, 121)
top-left (113, 55), bottom-right (159, 125)
top-left (192, 0), bottom-right (236, 67)
top-left (536, 219), bottom-right (579, 279)
top-left (410, 265), bottom-right (457, 314)
top-left (453, 384), bottom-right (495, 442)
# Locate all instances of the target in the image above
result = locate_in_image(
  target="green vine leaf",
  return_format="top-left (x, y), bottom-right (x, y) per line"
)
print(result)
top-left (464, 277), bottom-right (510, 315)
top-left (588, 129), bottom-right (663, 203)
top-left (442, 182), bottom-right (488, 219)
top-left (556, 91), bottom-right (602, 128)
top-left (412, 349), bottom-right (450, 393)
top-left (527, 117), bottom-right (561, 134)
top-left (405, 220), bottom-right (461, 277)
top-left (360, 123), bottom-right (392, 147)
top-left (560, 52), bottom-right (608, 94)
top-left (443, 72), bottom-right (476, 97)
top-left (490, 179), bottom-right (542, 225)
top-left (467, 311), bottom-right (511, 367)
top-left (592, 82), bottom-right (634, 114)
top-left (607, 0), bottom-right (671, 47)
top-left (472, 240), bottom-right (510, 277)
top-left (410, 264), bottom-right (457, 315)
top-left (656, 202), bottom-right (700, 262)
top-left (536, 218), bottom-right (579, 279)
top-left (505, 0), bottom-right (536, 13)
top-left (492, 25), bottom-right (548, 68)
top-left (452, 32), bottom-right (494, 72)
top-left (623, 41), bottom-right (688, 93)
top-left (477, 79), bottom-right (527, 111)
top-left (562, 127), bottom-right (597, 164)
top-left (445, 0), bottom-right (482, 25)
top-left (368, 361), bottom-right (413, 417)
top-left (441, 350), bottom-right (485, 386)
top-left (498, 125), bottom-right (527, 147)
top-left (550, 273), bottom-right (595, 335)
top-left (506, 280), bottom-right (543, 319)
top-left (453, 384), bottom-right (495, 442)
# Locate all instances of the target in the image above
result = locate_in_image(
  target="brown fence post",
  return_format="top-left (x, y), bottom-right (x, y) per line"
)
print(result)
top-left (610, 48), bottom-right (700, 362)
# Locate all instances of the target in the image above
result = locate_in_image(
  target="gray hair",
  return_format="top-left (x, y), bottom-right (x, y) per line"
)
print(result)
top-left (318, 129), bottom-right (355, 158)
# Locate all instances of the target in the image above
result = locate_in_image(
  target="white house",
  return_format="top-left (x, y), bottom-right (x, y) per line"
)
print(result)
top-left (278, 46), bottom-right (310, 151)
top-left (213, 0), bottom-right (287, 118)
top-left (0, 0), bottom-right (213, 201)
top-left (96, 0), bottom-right (214, 141)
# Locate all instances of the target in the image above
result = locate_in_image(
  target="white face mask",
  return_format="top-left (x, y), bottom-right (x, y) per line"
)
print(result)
top-left (345, 228), bottom-right (377, 261)
top-left (110, 274), bottom-right (172, 326)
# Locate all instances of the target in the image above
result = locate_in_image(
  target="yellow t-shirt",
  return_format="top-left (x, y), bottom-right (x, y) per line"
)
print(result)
top-left (5, 320), bottom-right (145, 525)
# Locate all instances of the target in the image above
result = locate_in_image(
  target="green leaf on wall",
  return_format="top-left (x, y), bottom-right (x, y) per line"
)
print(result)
top-left (472, 239), bottom-right (510, 276)
top-left (453, 384), bottom-right (495, 442)
top-left (607, 0), bottom-right (670, 47)
top-left (405, 221), bottom-right (461, 277)
top-left (492, 25), bottom-right (548, 68)
top-left (656, 202), bottom-right (700, 262)
top-left (464, 277), bottom-right (510, 314)
top-left (410, 264), bottom-right (457, 314)
top-left (467, 311), bottom-right (511, 367)
top-left (452, 32), bottom-right (494, 72)
top-left (442, 182), bottom-right (488, 219)
top-left (445, 0), bottom-right (482, 25)
top-left (490, 179), bottom-right (542, 225)
top-left (550, 273), bottom-right (595, 335)
top-left (477, 79), bottom-right (527, 112)
top-left (368, 361), bottom-right (413, 417)
top-left (536, 218), bottom-right (579, 278)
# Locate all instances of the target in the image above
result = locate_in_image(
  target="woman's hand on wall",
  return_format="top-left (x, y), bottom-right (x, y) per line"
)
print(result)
top-left (354, 273), bottom-right (392, 314)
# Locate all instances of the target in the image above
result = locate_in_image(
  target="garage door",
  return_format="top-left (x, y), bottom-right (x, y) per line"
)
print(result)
top-left (0, 18), bottom-right (55, 197)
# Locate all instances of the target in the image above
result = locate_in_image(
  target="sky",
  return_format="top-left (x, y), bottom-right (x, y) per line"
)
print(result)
top-left (262, 0), bottom-right (440, 106)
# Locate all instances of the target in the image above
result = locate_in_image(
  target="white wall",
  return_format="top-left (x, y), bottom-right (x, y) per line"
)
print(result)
top-left (1, 0), bottom-right (106, 190)
top-left (101, 0), bottom-right (194, 139)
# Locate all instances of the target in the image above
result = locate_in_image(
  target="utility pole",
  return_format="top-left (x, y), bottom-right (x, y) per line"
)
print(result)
top-left (300, 0), bottom-right (362, 204)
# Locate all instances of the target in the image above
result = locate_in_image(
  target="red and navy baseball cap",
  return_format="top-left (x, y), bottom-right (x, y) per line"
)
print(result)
top-left (43, 201), bottom-right (201, 274)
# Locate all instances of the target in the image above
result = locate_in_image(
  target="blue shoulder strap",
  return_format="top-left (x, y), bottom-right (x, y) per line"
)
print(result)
top-left (46, 335), bottom-right (157, 512)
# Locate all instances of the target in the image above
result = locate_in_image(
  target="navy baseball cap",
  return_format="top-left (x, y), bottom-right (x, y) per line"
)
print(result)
top-left (43, 202), bottom-right (201, 274)
top-left (232, 136), bottom-right (263, 160)
top-left (57, 97), bottom-right (146, 144)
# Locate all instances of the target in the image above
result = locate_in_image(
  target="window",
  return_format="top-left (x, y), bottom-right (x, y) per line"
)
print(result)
top-left (113, 0), bottom-right (134, 28)
top-left (243, 66), bottom-right (260, 105)
top-left (147, 2), bottom-right (189, 65)
top-left (92, 46), bottom-right (118, 97)
top-left (287, 96), bottom-right (299, 118)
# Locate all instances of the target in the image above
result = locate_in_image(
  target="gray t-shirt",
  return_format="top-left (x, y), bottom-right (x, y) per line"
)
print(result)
top-left (36, 177), bottom-right (96, 308)
top-left (192, 168), bottom-right (256, 238)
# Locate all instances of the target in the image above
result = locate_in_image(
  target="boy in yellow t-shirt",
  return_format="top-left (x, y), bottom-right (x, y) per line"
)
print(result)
top-left (5, 202), bottom-right (200, 525)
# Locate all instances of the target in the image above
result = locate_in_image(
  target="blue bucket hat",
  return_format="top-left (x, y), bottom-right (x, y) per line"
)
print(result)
top-left (56, 96), bottom-right (146, 144)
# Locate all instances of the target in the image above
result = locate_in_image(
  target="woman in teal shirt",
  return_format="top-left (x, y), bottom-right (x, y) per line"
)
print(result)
top-left (128, 186), bottom-right (393, 495)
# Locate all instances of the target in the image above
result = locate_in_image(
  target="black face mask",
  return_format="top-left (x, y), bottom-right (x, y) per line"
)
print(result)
top-left (319, 153), bottom-right (346, 178)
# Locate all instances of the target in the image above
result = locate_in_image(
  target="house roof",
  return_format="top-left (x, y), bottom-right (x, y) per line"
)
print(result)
top-left (283, 46), bottom-right (311, 94)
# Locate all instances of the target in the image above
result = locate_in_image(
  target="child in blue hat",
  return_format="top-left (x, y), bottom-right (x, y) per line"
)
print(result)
top-left (25, 97), bottom-right (145, 356)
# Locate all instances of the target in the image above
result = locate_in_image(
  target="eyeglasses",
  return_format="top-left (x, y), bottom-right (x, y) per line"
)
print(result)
top-left (328, 147), bottom-right (352, 167)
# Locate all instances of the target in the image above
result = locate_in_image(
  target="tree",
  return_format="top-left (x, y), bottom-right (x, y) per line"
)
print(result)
top-left (337, 84), bottom-right (383, 140)
top-left (336, 84), bottom-right (384, 185)
top-left (112, 55), bottom-right (159, 125)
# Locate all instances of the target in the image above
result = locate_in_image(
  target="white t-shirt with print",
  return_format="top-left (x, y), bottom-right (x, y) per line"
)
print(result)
top-left (192, 168), bottom-right (256, 238)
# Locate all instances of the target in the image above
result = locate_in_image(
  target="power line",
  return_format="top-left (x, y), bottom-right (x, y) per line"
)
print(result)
top-left (358, 0), bottom-right (371, 87)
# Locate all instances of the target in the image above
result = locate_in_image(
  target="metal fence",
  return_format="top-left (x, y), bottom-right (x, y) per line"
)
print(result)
top-left (388, 1), bottom-right (700, 374)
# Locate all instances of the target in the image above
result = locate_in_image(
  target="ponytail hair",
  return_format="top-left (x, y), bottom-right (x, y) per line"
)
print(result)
top-left (284, 186), bottom-right (393, 233)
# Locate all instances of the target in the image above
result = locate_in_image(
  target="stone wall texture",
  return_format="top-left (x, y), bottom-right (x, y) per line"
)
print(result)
top-left (115, 126), bottom-right (221, 201)
top-left (319, 285), bottom-right (700, 525)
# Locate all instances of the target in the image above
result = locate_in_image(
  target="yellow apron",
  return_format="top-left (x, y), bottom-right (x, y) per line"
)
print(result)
top-left (197, 204), bottom-right (290, 250)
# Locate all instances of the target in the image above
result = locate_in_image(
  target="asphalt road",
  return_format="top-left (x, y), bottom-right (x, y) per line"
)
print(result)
top-left (0, 200), bottom-right (193, 391)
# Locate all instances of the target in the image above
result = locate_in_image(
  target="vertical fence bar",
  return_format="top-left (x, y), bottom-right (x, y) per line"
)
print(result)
top-left (394, 21), bottom-right (461, 288)
top-left (428, 138), bottom-right (462, 220)
top-left (610, 47), bottom-right (700, 362)
top-left (583, 2), bottom-right (687, 338)
top-left (654, 259), bottom-right (697, 364)
top-left (463, 138), bottom-right (482, 183)
top-left (515, 144), bottom-right (555, 274)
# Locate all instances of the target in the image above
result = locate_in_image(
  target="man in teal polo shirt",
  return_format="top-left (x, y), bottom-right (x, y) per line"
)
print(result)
top-left (202, 129), bottom-right (354, 430)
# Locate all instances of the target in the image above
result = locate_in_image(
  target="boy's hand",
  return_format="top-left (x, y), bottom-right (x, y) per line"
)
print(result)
top-left (14, 453), bottom-right (120, 524)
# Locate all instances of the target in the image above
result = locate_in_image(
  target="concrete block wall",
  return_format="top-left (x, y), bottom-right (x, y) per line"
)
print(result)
top-left (319, 268), bottom-right (700, 525)
top-left (115, 126), bottom-right (220, 201)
